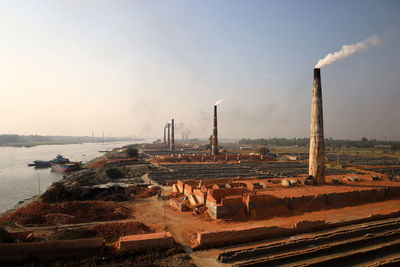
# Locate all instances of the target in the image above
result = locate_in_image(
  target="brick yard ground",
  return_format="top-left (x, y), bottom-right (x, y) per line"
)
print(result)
top-left (127, 190), bottom-right (400, 248)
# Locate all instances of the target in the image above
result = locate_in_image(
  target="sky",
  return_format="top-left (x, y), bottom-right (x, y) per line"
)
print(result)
top-left (0, 0), bottom-right (399, 140)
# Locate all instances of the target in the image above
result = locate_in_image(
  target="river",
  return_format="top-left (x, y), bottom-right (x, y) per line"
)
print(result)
top-left (0, 141), bottom-right (138, 214)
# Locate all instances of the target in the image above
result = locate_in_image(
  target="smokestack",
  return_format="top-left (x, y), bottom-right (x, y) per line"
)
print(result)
top-left (212, 105), bottom-right (218, 155)
top-left (309, 68), bottom-right (325, 184)
top-left (163, 125), bottom-right (166, 145)
top-left (170, 119), bottom-right (175, 151)
top-left (167, 123), bottom-right (170, 147)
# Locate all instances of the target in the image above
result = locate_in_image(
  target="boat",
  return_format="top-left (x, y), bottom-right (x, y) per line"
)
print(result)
top-left (50, 155), bottom-right (81, 172)
top-left (27, 160), bottom-right (51, 168)
top-left (33, 160), bottom-right (52, 168)
top-left (51, 155), bottom-right (70, 164)
top-left (51, 162), bottom-right (81, 172)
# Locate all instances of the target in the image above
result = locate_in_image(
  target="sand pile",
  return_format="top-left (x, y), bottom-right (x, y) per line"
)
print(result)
top-left (0, 201), bottom-right (131, 226)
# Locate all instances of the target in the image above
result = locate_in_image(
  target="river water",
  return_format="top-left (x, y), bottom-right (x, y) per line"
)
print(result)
top-left (0, 141), bottom-right (137, 214)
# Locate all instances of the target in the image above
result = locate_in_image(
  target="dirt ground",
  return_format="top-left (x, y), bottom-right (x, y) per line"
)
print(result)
top-left (127, 192), bottom-right (400, 247)
top-left (4, 183), bottom-right (400, 248)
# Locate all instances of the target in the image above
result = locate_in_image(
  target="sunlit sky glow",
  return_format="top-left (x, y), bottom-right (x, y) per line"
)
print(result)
top-left (1, 0), bottom-right (399, 140)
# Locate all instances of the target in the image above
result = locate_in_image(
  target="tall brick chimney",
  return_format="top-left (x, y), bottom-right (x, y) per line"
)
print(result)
top-left (163, 125), bottom-right (167, 145)
top-left (309, 68), bottom-right (325, 184)
top-left (170, 119), bottom-right (175, 151)
top-left (167, 123), bottom-right (170, 147)
top-left (211, 105), bottom-right (218, 155)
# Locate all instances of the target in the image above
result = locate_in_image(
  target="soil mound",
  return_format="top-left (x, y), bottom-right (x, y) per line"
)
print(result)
top-left (87, 158), bottom-right (139, 170)
top-left (44, 213), bottom-right (75, 225)
top-left (125, 186), bottom-right (160, 199)
top-left (41, 182), bottom-right (72, 203)
top-left (135, 187), bottom-right (160, 198)
top-left (86, 158), bottom-right (108, 169)
top-left (0, 201), bottom-right (131, 226)
top-left (0, 201), bottom-right (57, 225)
top-left (42, 182), bottom-right (159, 203)
top-left (88, 222), bottom-right (152, 238)
top-left (57, 201), bottom-right (131, 223)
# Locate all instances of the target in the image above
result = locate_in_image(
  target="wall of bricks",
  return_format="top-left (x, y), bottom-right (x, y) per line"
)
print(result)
top-left (0, 238), bottom-right (104, 262)
top-left (118, 232), bottom-right (174, 251)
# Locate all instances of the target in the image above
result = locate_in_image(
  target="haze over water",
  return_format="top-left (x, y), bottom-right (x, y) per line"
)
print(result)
top-left (0, 141), bottom-right (137, 214)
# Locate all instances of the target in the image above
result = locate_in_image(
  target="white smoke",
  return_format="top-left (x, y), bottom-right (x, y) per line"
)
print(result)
top-left (215, 99), bottom-right (225, 106)
top-left (315, 35), bottom-right (381, 68)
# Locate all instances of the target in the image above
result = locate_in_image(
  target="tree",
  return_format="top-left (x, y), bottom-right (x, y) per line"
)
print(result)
top-left (256, 146), bottom-right (270, 155)
top-left (391, 144), bottom-right (400, 151)
top-left (127, 148), bottom-right (138, 158)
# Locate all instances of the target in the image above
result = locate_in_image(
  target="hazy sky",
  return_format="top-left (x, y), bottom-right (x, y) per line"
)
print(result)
top-left (1, 0), bottom-right (399, 140)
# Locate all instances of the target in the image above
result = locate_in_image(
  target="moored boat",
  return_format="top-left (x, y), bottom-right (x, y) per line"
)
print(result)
top-left (51, 154), bottom-right (70, 164)
top-left (27, 160), bottom-right (51, 168)
top-left (50, 155), bottom-right (81, 172)
top-left (51, 162), bottom-right (81, 172)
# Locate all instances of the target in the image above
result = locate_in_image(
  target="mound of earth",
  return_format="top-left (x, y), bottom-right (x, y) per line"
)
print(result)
top-left (0, 201), bottom-right (132, 226)
top-left (0, 227), bottom-right (7, 243)
top-left (44, 213), bottom-right (75, 225)
top-left (41, 182), bottom-right (72, 203)
top-left (125, 186), bottom-right (160, 199)
top-left (66, 169), bottom-right (110, 186)
top-left (42, 182), bottom-right (160, 203)
top-left (88, 221), bottom-right (152, 238)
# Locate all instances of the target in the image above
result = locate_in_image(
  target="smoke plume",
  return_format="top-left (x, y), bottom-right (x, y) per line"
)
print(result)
top-left (215, 99), bottom-right (225, 106)
top-left (315, 35), bottom-right (381, 68)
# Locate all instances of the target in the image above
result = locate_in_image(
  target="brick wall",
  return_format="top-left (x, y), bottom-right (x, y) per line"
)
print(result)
top-left (0, 238), bottom-right (104, 262)
top-left (118, 232), bottom-right (174, 251)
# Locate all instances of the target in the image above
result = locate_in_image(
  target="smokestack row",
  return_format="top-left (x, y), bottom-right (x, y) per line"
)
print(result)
top-left (163, 120), bottom-right (175, 151)
top-left (309, 68), bottom-right (325, 184)
top-left (158, 70), bottom-right (325, 184)
top-left (212, 105), bottom-right (218, 155)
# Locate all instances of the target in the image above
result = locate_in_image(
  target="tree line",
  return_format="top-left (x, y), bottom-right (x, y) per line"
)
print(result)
top-left (238, 137), bottom-right (400, 149)
top-left (0, 134), bottom-right (129, 145)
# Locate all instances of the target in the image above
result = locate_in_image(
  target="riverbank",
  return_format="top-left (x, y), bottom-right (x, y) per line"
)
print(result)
top-left (0, 144), bottom-right (169, 251)
top-left (0, 141), bottom-right (139, 214)
top-left (0, 143), bottom-right (148, 218)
